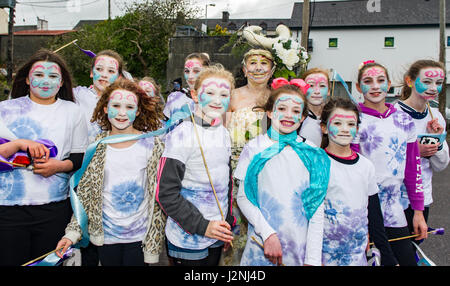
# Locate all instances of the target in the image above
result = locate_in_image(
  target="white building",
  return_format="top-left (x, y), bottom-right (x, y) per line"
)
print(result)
top-left (290, 0), bottom-right (450, 105)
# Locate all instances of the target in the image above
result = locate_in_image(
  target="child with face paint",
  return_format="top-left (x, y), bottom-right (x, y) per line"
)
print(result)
top-left (163, 52), bottom-right (210, 119)
top-left (138, 76), bottom-right (166, 109)
top-left (0, 49), bottom-right (88, 266)
top-left (156, 65), bottom-right (236, 266)
top-left (352, 61), bottom-right (427, 266)
top-left (56, 79), bottom-right (166, 266)
top-left (320, 97), bottom-right (398, 266)
top-left (235, 79), bottom-right (330, 266)
top-left (299, 68), bottom-right (331, 147)
top-left (73, 50), bottom-right (123, 144)
top-left (223, 49), bottom-right (275, 266)
top-left (395, 60), bottom-right (449, 240)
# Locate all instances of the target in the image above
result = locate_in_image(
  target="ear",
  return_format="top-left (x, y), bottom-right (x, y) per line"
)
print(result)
top-left (405, 76), bottom-right (413, 87)
top-left (191, 89), bottom-right (199, 103)
top-left (26, 77), bottom-right (30, 86)
top-left (320, 122), bottom-right (328, 135)
top-left (242, 66), bottom-right (248, 77)
top-left (90, 70), bottom-right (94, 79)
top-left (103, 106), bottom-right (108, 115)
top-left (267, 110), bottom-right (273, 120)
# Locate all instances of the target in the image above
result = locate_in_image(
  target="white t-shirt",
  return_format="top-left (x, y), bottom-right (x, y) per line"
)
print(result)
top-left (322, 152), bottom-right (379, 266)
top-left (353, 108), bottom-right (417, 228)
top-left (162, 119), bottom-right (231, 249)
top-left (102, 137), bottom-right (154, 244)
top-left (73, 86), bottom-right (102, 143)
top-left (0, 96), bottom-right (88, 206)
top-left (395, 101), bottom-right (450, 207)
top-left (235, 133), bottom-right (324, 266)
top-left (299, 114), bottom-right (323, 147)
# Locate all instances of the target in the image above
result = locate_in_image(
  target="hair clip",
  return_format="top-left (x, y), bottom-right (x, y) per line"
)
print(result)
top-left (271, 77), bottom-right (310, 95)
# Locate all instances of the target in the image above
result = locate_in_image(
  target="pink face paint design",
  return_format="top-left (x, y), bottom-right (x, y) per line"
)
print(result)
top-left (138, 81), bottom-right (156, 97)
top-left (28, 61), bottom-right (62, 99)
top-left (92, 56), bottom-right (120, 92)
top-left (305, 73), bottom-right (329, 106)
top-left (184, 59), bottom-right (203, 89)
top-left (107, 89), bottom-right (138, 131)
top-left (414, 68), bottom-right (445, 101)
top-left (327, 109), bottom-right (358, 147)
top-left (196, 77), bottom-right (231, 121)
top-left (360, 67), bottom-right (389, 104)
top-left (270, 93), bottom-right (304, 135)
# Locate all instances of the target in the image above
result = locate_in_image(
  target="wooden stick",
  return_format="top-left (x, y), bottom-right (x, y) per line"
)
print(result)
top-left (251, 236), bottom-right (285, 266)
top-left (22, 248), bottom-right (63, 266)
top-left (427, 101), bottom-right (434, 119)
top-left (53, 39), bottom-right (78, 53)
top-left (0, 159), bottom-right (27, 168)
top-left (369, 229), bottom-right (440, 246)
top-left (189, 110), bottom-right (233, 247)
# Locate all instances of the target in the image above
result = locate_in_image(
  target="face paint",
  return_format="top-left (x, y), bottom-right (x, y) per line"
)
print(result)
top-left (413, 67), bottom-right (445, 101)
top-left (106, 89), bottom-right (138, 131)
top-left (270, 93), bottom-right (304, 135)
top-left (138, 81), bottom-right (156, 97)
top-left (305, 73), bottom-right (329, 106)
top-left (244, 55), bottom-right (273, 83)
top-left (360, 66), bottom-right (389, 104)
top-left (184, 59), bottom-right (203, 89)
top-left (326, 108), bottom-right (358, 147)
top-left (92, 56), bottom-right (119, 92)
top-left (28, 61), bottom-right (62, 99)
top-left (196, 77), bottom-right (231, 121)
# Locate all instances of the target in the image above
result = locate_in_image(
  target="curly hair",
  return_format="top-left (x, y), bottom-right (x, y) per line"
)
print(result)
top-left (91, 78), bottom-right (164, 132)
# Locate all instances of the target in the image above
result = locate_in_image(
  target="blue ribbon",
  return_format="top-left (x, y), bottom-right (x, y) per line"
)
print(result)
top-left (332, 70), bottom-right (359, 105)
top-left (244, 127), bottom-right (330, 220)
top-left (29, 104), bottom-right (191, 266)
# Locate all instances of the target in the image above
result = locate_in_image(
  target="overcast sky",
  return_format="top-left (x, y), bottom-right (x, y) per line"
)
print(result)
top-left (11, 0), bottom-right (345, 30)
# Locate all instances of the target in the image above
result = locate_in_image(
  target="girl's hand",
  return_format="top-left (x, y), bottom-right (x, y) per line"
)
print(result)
top-left (205, 220), bottom-right (234, 243)
top-left (419, 143), bottom-right (439, 158)
top-left (55, 238), bottom-right (73, 259)
top-left (17, 139), bottom-right (50, 161)
top-left (33, 158), bottom-right (62, 177)
top-left (413, 210), bottom-right (428, 240)
top-left (264, 233), bottom-right (283, 266)
top-left (426, 118), bottom-right (444, 134)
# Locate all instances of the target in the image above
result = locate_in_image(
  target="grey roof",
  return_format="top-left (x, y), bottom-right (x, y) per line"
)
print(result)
top-left (73, 20), bottom-right (105, 30)
top-left (290, 0), bottom-right (450, 28)
top-left (191, 18), bottom-right (290, 31)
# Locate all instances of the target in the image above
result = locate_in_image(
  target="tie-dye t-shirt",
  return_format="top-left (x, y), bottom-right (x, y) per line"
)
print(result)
top-left (299, 112), bottom-right (322, 147)
top-left (162, 119), bottom-right (231, 250)
top-left (73, 86), bottom-right (102, 144)
top-left (322, 153), bottom-right (379, 266)
top-left (234, 134), bottom-right (324, 266)
top-left (163, 91), bottom-right (194, 119)
top-left (102, 137), bottom-right (155, 244)
top-left (353, 107), bottom-right (417, 228)
top-left (0, 96), bottom-right (88, 206)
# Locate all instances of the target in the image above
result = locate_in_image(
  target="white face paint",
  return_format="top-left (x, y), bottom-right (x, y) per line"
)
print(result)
top-left (138, 80), bottom-right (156, 97)
top-left (413, 67), bottom-right (445, 101)
top-left (196, 77), bottom-right (231, 121)
top-left (28, 61), bottom-right (62, 100)
top-left (359, 66), bottom-right (389, 104)
top-left (326, 108), bottom-right (358, 147)
top-left (244, 55), bottom-right (273, 84)
top-left (269, 93), bottom-right (304, 135)
top-left (105, 89), bottom-right (138, 131)
top-left (305, 73), bottom-right (329, 106)
top-left (91, 56), bottom-right (120, 92)
top-left (184, 59), bottom-right (203, 90)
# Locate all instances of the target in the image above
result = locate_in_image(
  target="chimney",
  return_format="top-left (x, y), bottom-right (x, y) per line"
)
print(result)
top-left (222, 11), bottom-right (229, 22)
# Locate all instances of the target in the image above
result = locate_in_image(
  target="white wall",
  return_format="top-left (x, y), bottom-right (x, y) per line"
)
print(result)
top-left (293, 27), bottom-right (450, 104)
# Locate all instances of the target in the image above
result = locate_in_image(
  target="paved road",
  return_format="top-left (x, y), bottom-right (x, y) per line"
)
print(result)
top-left (419, 149), bottom-right (450, 266)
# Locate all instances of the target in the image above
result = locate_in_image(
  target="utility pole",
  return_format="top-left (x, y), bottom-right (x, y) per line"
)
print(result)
top-left (7, 3), bottom-right (15, 85)
top-left (301, 0), bottom-right (310, 50)
top-left (108, 0), bottom-right (111, 20)
top-left (439, 0), bottom-right (446, 120)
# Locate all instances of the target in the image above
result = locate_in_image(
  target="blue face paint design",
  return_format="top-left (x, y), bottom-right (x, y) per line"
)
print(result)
top-left (93, 69), bottom-right (101, 82)
top-left (29, 62), bottom-right (62, 98)
top-left (273, 95), bottom-right (304, 124)
top-left (108, 105), bottom-right (119, 119)
top-left (199, 93), bottom-right (213, 108)
top-left (361, 84), bottom-right (371, 95)
top-left (380, 82), bottom-right (389, 93)
top-left (350, 127), bottom-right (357, 138)
top-left (109, 73), bottom-right (119, 84)
top-left (415, 77), bottom-right (429, 94)
top-left (126, 109), bottom-right (137, 122)
top-left (328, 125), bottom-right (339, 137)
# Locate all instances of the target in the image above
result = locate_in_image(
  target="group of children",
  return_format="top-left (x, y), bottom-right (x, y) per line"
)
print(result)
top-left (0, 47), bottom-right (448, 267)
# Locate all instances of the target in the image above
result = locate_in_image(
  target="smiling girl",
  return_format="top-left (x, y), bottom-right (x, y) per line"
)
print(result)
top-left (352, 61), bottom-right (427, 266)
top-left (235, 78), bottom-right (330, 266)
top-left (55, 79), bottom-right (166, 266)
top-left (299, 68), bottom-right (331, 146)
top-left (320, 97), bottom-right (397, 266)
top-left (157, 64), bottom-right (235, 266)
top-left (395, 60), bottom-right (449, 238)
top-left (0, 49), bottom-right (88, 266)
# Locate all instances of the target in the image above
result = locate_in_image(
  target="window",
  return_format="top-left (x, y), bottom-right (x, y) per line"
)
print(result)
top-left (384, 37), bottom-right (395, 48)
top-left (447, 36), bottom-right (450, 47)
top-left (329, 38), bottom-right (338, 48)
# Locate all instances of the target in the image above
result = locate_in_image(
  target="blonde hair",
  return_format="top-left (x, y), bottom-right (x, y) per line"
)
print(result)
top-left (242, 49), bottom-right (274, 65)
top-left (139, 76), bottom-right (161, 97)
top-left (194, 64), bottom-right (236, 91)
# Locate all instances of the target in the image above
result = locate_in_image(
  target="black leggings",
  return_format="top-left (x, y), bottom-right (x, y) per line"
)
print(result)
top-left (169, 245), bottom-right (223, 266)
top-left (384, 226), bottom-right (417, 266)
top-left (0, 199), bottom-right (72, 266)
top-left (97, 241), bottom-right (145, 266)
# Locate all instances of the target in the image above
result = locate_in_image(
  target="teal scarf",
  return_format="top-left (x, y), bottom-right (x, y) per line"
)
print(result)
top-left (244, 127), bottom-right (330, 220)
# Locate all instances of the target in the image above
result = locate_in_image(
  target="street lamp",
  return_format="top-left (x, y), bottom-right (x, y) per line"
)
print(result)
top-left (205, 3), bottom-right (215, 34)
